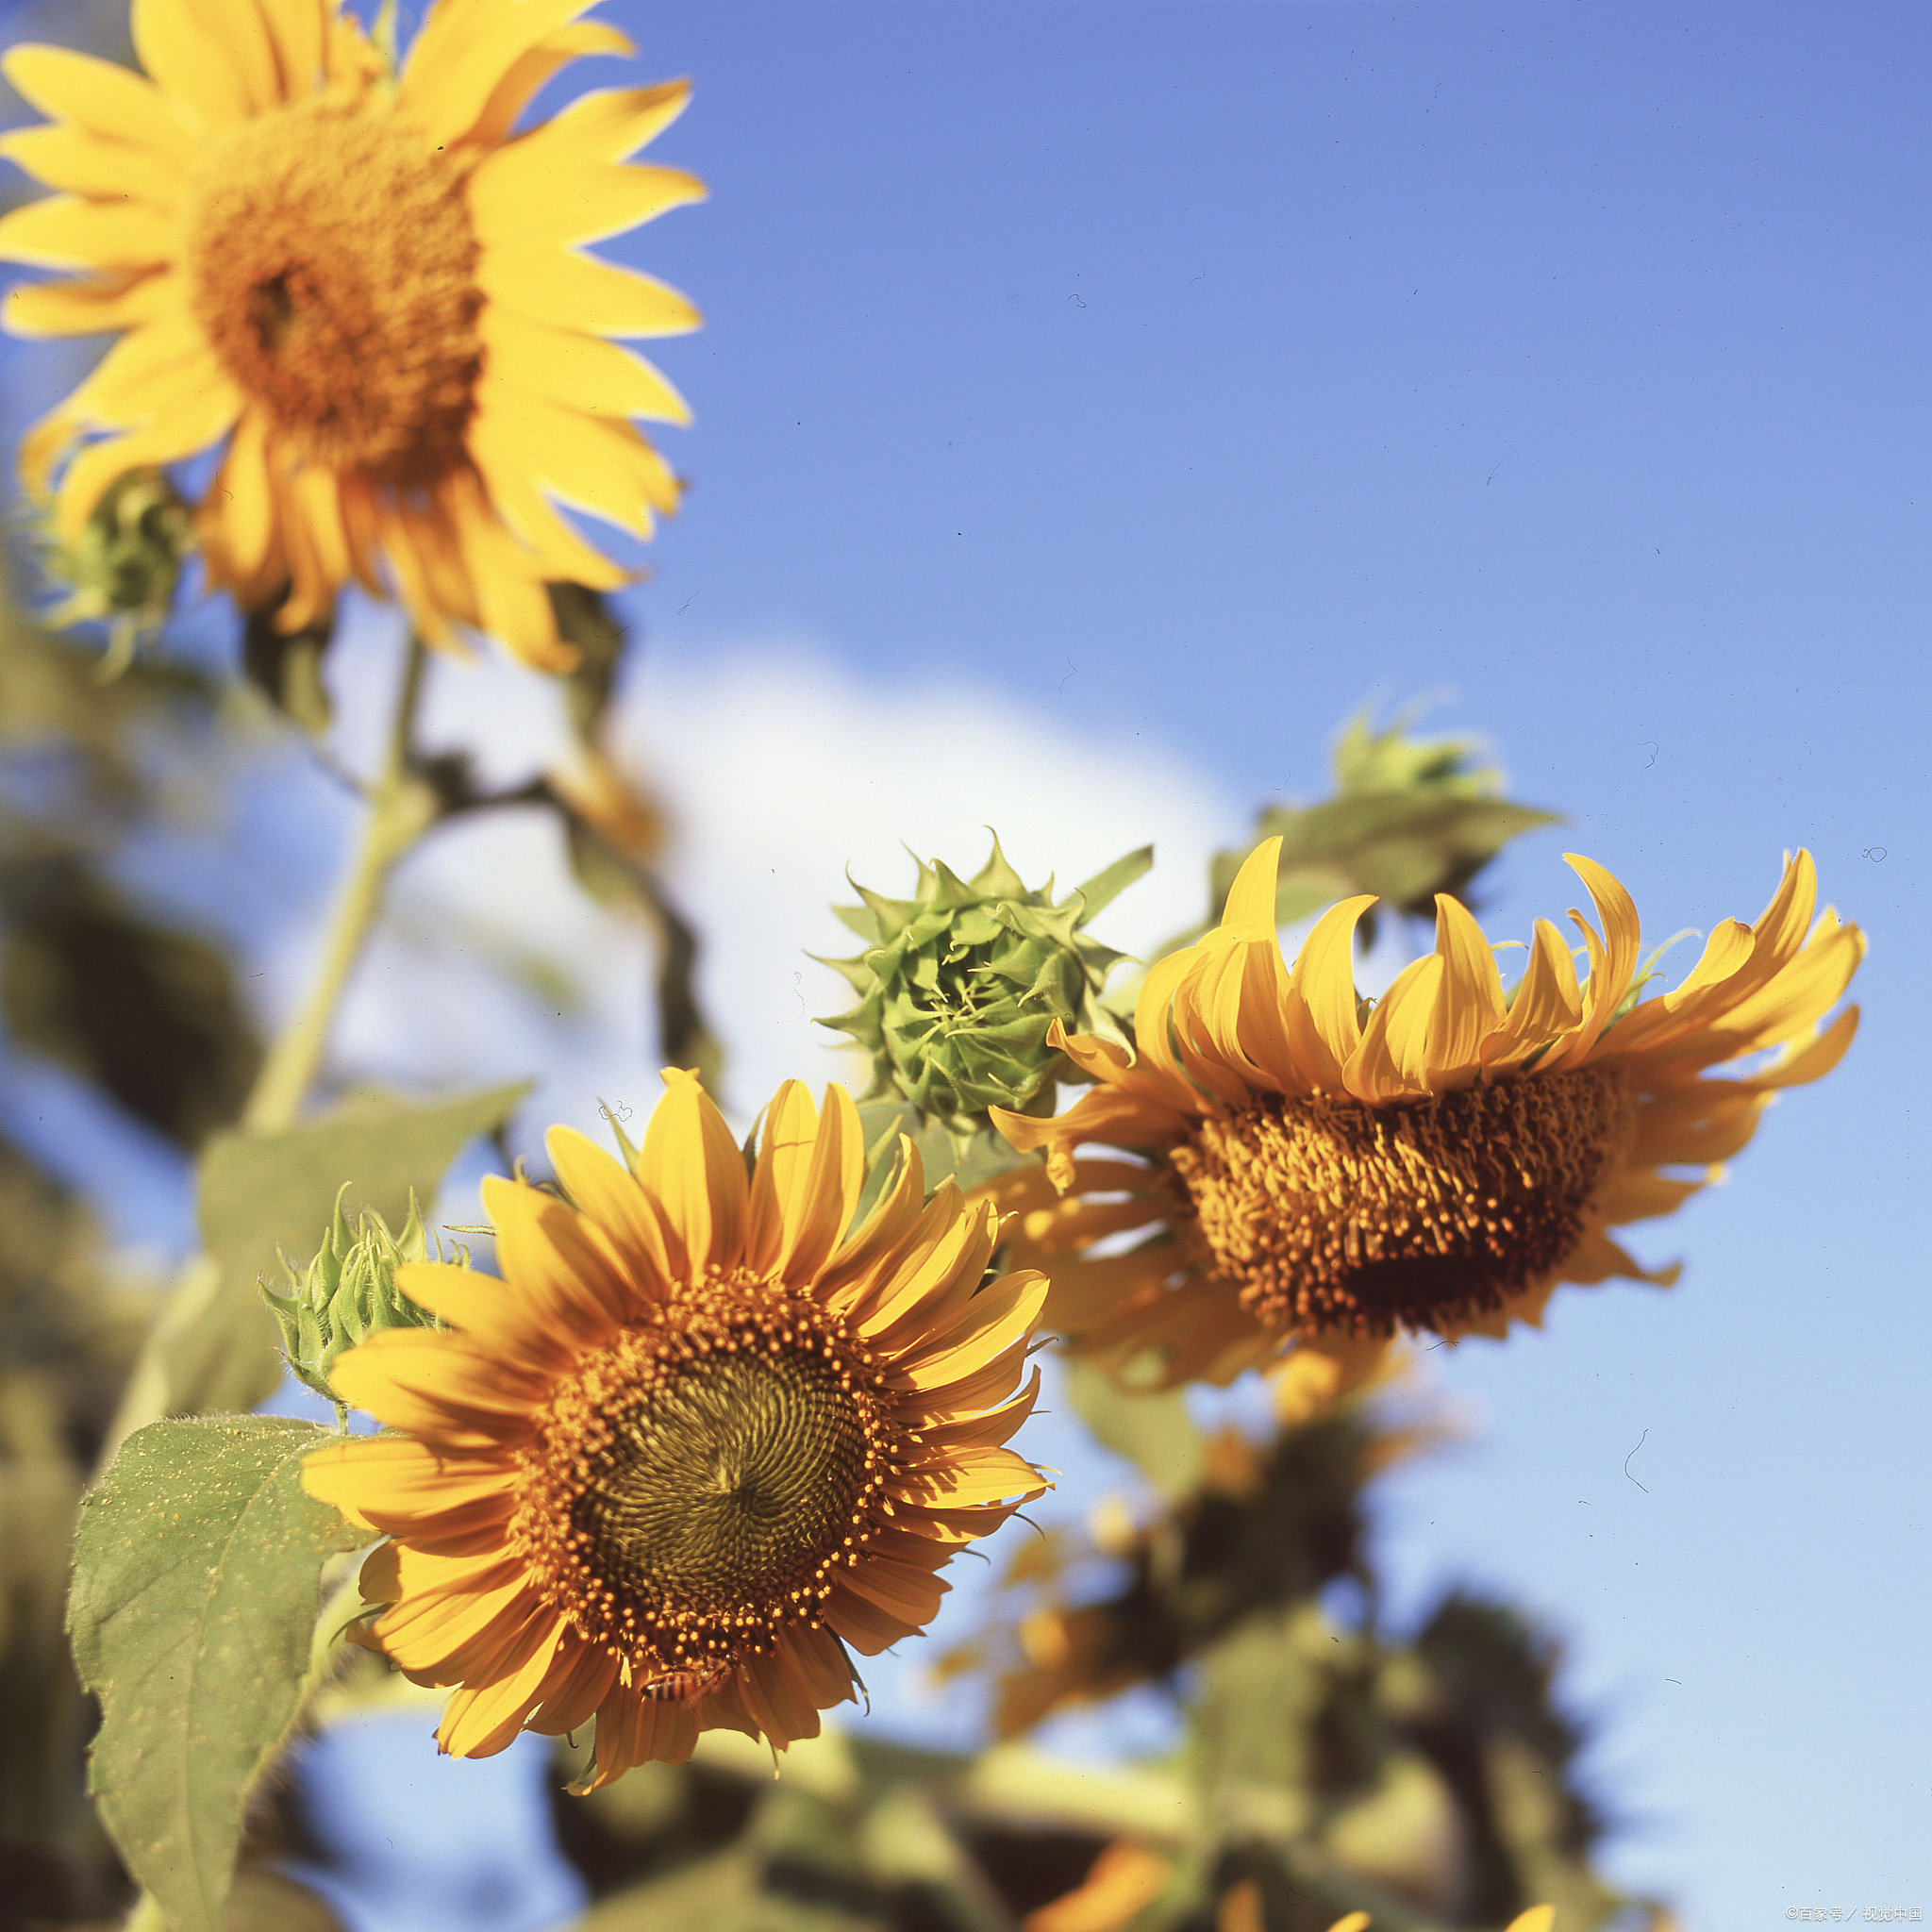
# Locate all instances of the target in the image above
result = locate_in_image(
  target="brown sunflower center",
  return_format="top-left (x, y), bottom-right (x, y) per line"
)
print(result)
top-left (1168, 1067), bottom-right (1635, 1337)
top-left (182, 97), bottom-right (481, 478)
top-left (511, 1279), bottom-right (899, 1677)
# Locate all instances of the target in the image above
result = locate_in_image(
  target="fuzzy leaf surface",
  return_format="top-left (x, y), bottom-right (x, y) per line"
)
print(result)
top-left (67, 1416), bottom-right (363, 1932)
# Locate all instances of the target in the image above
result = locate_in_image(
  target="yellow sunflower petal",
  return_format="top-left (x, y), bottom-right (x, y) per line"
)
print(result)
top-left (471, 148), bottom-right (705, 250)
top-left (1288, 894), bottom-right (1374, 1078)
top-left (633, 1067), bottom-right (749, 1276)
top-left (437, 1619), bottom-right (569, 1757)
top-left (480, 305), bottom-right (691, 423)
top-left (3, 269), bottom-right (177, 340)
top-left (258, 0), bottom-right (329, 101)
top-left (1426, 892), bottom-right (1508, 1080)
top-left (775, 1624), bottom-right (858, 1713)
top-left (130, 0), bottom-right (256, 126)
top-left (506, 76), bottom-right (692, 165)
top-left (837, 1551), bottom-right (948, 1626)
top-left (480, 1173), bottom-right (635, 1338)
top-left (0, 194), bottom-right (175, 272)
top-left (463, 20), bottom-right (636, 152)
top-left (748, 1078), bottom-right (863, 1285)
top-left (54, 378), bottom-right (242, 541)
top-left (0, 124), bottom-right (181, 201)
top-left (851, 1188), bottom-right (996, 1341)
top-left (398, 0), bottom-right (601, 152)
top-left (738, 1649), bottom-right (822, 1750)
top-left (898, 1445), bottom-right (1048, 1510)
top-left (445, 470), bottom-right (577, 672)
top-left (821, 1136), bottom-right (927, 1300)
top-left (0, 44), bottom-right (203, 167)
top-left (545, 1125), bottom-right (676, 1293)
top-left (526, 1639), bottom-right (619, 1737)
top-left (466, 389), bottom-right (633, 589)
top-left (329, 1327), bottom-right (548, 1445)
top-left (472, 375), bottom-right (679, 534)
top-left (894, 1271), bottom-right (1048, 1395)
top-left (476, 242), bottom-right (700, 338)
top-left (391, 1259), bottom-right (586, 1376)
top-left (1559, 854), bottom-right (1642, 1057)
top-left (824, 1577), bottom-right (916, 1656)
top-left (1219, 836), bottom-right (1284, 935)
top-left (198, 406), bottom-right (275, 578)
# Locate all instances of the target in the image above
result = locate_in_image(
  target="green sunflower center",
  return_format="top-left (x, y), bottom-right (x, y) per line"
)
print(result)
top-left (1169, 1066), bottom-right (1636, 1337)
top-left (183, 97), bottom-right (480, 478)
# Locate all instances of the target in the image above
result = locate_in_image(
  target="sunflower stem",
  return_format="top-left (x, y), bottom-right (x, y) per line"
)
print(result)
top-left (241, 635), bottom-right (435, 1132)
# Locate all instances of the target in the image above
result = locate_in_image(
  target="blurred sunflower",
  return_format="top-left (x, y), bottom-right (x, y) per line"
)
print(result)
top-left (304, 1073), bottom-right (1049, 1785)
top-left (0, 0), bottom-right (702, 671)
top-left (990, 841), bottom-right (1862, 1385)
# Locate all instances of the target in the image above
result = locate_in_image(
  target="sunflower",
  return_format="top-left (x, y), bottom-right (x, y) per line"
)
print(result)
top-left (303, 1072), bottom-right (1050, 1784)
top-left (0, 0), bottom-right (702, 672)
top-left (989, 841), bottom-right (1863, 1386)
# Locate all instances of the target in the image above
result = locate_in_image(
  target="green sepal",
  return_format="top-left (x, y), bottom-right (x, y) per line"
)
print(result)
top-left (261, 1189), bottom-right (458, 1407)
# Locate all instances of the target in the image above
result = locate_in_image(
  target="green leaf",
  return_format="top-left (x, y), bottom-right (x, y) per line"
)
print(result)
top-left (1062, 1357), bottom-right (1206, 1504)
top-left (241, 606), bottom-right (333, 737)
top-left (113, 1084), bottom-right (528, 1434)
top-left (67, 1416), bottom-right (364, 1932)
top-left (0, 856), bottom-right (263, 1148)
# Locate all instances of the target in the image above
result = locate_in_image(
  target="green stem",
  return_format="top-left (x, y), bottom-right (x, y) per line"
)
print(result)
top-left (241, 637), bottom-right (433, 1132)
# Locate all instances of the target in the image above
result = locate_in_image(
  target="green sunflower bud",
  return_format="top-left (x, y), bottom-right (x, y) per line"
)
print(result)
top-left (816, 835), bottom-right (1151, 1141)
top-left (33, 468), bottom-right (194, 679)
top-left (263, 1188), bottom-right (459, 1410)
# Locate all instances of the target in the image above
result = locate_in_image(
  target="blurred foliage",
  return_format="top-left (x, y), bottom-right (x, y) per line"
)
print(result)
top-left (0, 1135), bottom-right (148, 1922)
top-left (27, 469), bottom-right (194, 677)
top-left (241, 602), bottom-right (334, 738)
top-left (0, 853), bottom-right (262, 1147)
top-left (1161, 710), bottom-right (1559, 962)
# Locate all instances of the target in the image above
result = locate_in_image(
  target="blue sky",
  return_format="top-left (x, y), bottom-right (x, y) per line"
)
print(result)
top-left (2, 3), bottom-right (1927, 1928)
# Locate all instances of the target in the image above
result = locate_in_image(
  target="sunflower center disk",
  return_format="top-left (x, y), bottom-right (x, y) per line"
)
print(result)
top-left (513, 1291), bottom-right (894, 1680)
top-left (1169, 1067), bottom-right (1635, 1337)
top-left (184, 99), bottom-right (481, 477)
top-left (589, 1352), bottom-right (867, 1608)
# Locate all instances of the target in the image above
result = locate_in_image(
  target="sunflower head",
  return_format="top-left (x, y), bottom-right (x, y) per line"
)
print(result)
top-left (0, 0), bottom-right (704, 673)
top-left (31, 465), bottom-right (193, 641)
top-left (989, 841), bottom-right (1863, 1383)
top-left (262, 1187), bottom-right (443, 1405)
top-left (816, 837), bottom-right (1149, 1141)
top-left (303, 1072), bottom-right (1049, 1786)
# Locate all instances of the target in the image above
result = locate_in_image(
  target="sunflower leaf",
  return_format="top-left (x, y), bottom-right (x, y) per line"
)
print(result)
top-left (1062, 1357), bottom-right (1206, 1503)
top-left (67, 1415), bottom-right (364, 1932)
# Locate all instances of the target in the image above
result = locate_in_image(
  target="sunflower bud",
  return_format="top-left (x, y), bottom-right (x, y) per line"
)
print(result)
top-left (34, 469), bottom-right (193, 675)
top-left (816, 836), bottom-right (1150, 1139)
top-left (264, 1190), bottom-right (456, 1408)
